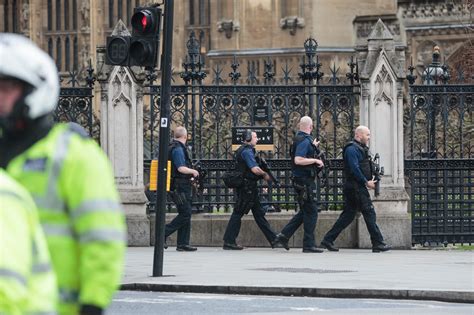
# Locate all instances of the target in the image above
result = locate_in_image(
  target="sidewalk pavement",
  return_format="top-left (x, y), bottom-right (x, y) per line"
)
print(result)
top-left (121, 247), bottom-right (474, 303)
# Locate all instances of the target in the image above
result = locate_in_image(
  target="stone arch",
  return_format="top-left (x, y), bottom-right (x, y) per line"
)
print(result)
top-left (374, 65), bottom-right (394, 106)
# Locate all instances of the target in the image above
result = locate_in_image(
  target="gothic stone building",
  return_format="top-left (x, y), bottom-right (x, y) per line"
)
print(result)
top-left (1, 0), bottom-right (472, 85)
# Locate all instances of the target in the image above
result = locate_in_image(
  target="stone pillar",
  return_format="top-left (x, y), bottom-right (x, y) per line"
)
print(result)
top-left (29, 1), bottom-right (42, 45)
top-left (97, 21), bottom-right (149, 246)
top-left (89, 0), bottom-right (104, 68)
top-left (356, 19), bottom-right (411, 249)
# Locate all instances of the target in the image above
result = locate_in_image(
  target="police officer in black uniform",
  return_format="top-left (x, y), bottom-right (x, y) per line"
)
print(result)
top-left (165, 126), bottom-right (199, 251)
top-left (320, 125), bottom-right (391, 253)
top-left (222, 130), bottom-right (279, 250)
top-left (275, 116), bottom-right (324, 253)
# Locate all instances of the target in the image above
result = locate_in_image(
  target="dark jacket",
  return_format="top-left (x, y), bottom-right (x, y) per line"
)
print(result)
top-left (290, 131), bottom-right (318, 178)
top-left (168, 140), bottom-right (192, 183)
top-left (343, 140), bottom-right (372, 189)
top-left (235, 144), bottom-right (261, 181)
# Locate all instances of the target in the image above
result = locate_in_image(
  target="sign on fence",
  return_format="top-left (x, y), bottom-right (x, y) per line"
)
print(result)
top-left (253, 103), bottom-right (269, 121)
top-left (231, 126), bottom-right (274, 151)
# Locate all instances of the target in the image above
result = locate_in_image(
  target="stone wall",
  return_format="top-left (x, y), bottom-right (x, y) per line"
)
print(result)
top-left (143, 211), bottom-right (411, 249)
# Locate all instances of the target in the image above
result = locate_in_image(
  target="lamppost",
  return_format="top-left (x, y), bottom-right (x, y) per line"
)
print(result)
top-left (421, 46), bottom-right (450, 158)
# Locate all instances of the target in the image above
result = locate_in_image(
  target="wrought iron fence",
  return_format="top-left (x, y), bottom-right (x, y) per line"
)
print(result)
top-left (54, 61), bottom-right (98, 139)
top-left (405, 49), bottom-right (474, 245)
top-left (51, 34), bottom-right (473, 246)
top-left (145, 33), bottom-right (359, 213)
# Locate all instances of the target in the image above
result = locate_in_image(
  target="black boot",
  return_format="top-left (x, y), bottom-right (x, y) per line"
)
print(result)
top-left (176, 245), bottom-right (197, 251)
top-left (320, 240), bottom-right (339, 252)
top-left (302, 247), bottom-right (324, 253)
top-left (372, 243), bottom-right (391, 253)
top-left (272, 233), bottom-right (290, 250)
top-left (223, 243), bottom-right (244, 250)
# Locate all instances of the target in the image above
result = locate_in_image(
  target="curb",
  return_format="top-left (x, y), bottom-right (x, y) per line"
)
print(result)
top-left (121, 283), bottom-right (474, 304)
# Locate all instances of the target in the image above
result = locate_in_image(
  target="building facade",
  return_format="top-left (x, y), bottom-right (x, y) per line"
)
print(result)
top-left (2, 0), bottom-right (472, 85)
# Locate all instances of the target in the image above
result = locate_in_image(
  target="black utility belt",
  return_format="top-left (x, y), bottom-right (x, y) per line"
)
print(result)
top-left (242, 179), bottom-right (258, 187)
top-left (243, 177), bottom-right (258, 182)
top-left (172, 177), bottom-right (192, 184)
top-left (292, 176), bottom-right (315, 182)
top-left (345, 178), bottom-right (369, 186)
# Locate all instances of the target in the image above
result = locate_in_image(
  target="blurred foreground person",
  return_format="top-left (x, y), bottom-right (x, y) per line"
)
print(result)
top-left (0, 169), bottom-right (57, 314)
top-left (0, 33), bottom-right (126, 315)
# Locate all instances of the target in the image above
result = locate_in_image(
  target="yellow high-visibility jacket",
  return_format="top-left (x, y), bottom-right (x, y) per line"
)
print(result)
top-left (0, 169), bottom-right (57, 314)
top-left (6, 123), bottom-right (126, 315)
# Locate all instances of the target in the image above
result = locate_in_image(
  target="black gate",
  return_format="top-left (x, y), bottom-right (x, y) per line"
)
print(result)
top-left (405, 50), bottom-right (474, 245)
top-left (54, 62), bottom-right (98, 139)
top-left (145, 33), bottom-right (360, 213)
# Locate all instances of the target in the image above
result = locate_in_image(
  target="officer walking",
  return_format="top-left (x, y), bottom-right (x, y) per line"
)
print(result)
top-left (0, 33), bottom-right (126, 315)
top-left (320, 126), bottom-right (391, 252)
top-left (223, 130), bottom-right (279, 250)
top-left (165, 126), bottom-right (199, 251)
top-left (274, 116), bottom-right (324, 253)
top-left (0, 170), bottom-right (57, 314)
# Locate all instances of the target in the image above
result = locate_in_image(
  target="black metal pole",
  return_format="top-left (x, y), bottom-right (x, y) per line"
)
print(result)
top-left (153, 0), bottom-right (174, 277)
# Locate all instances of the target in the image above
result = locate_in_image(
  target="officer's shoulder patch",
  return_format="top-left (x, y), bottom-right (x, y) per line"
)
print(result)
top-left (23, 157), bottom-right (48, 172)
top-left (67, 122), bottom-right (90, 139)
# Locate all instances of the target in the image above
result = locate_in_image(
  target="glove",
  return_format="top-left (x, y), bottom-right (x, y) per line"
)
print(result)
top-left (80, 304), bottom-right (103, 315)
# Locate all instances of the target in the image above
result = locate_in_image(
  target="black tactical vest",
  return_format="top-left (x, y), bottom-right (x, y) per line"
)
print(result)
top-left (290, 132), bottom-right (318, 178)
top-left (168, 140), bottom-right (192, 181)
top-left (343, 140), bottom-right (372, 186)
top-left (235, 144), bottom-right (260, 181)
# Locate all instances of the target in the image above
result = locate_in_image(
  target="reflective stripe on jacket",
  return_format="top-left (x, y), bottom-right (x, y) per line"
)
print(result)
top-left (0, 170), bottom-right (57, 314)
top-left (6, 123), bottom-right (126, 315)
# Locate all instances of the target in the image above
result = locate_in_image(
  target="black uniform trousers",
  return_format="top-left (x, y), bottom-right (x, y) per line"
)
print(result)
top-left (323, 185), bottom-right (384, 246)
top-left (165, 182), bottom-right (193, 246)
top-left (281, 177), bottom-right (318, 248)
top-left (223, 181), bottom-right (277, 245)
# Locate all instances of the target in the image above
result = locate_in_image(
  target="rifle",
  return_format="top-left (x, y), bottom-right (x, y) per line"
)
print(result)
top-left (256, 155), bottom-right (280, 186)
top-left (315, 149), bottom-right (330, 187)
top-left (308, 138), bottom-right (330, 187)
top-left (190, 160), bottom-right (207, 196)
top-left (371, 153), bottom-right (384, 197)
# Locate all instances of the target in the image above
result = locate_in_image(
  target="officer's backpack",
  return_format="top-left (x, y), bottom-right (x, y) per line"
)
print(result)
top-left (222, 170), bottom-right (243, 188)
top-left (222, 145), bottom-right (246, 188)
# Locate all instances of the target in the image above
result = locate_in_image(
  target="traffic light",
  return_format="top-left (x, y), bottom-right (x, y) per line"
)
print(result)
top-left (129, 7), bottom-right (161, 67)
top-left (105, 6), bottom-right (161, 67)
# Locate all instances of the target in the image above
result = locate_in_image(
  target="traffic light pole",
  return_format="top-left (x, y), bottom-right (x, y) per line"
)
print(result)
top-left (153, 0), bottom-right (174, 277)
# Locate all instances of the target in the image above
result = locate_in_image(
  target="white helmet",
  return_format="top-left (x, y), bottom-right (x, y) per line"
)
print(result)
top-left (0, 33), bottom-right (59, 120)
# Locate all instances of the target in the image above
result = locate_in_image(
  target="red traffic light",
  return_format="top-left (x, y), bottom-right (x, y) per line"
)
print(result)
top-left (105, 6), bottom-right (160, 67)
top-left (141, 15), bottom-right (147, 29)
top-left (131, 10), bottom-right (154, 34)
